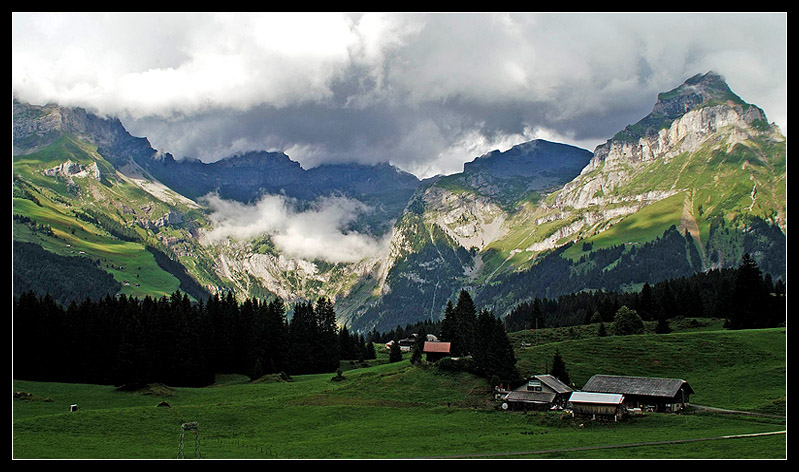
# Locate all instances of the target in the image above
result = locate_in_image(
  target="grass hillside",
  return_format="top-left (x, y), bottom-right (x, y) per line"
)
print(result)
top-left (13, 326), bottom-right (786, 459)
top-left (512, 325), bottom-right (786, 416)
top-left (12, 134), bottom-right (219, 302)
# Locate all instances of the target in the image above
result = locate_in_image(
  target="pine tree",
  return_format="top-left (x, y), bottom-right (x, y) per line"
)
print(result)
top-left (263, 298), bottom-right (288, 374)
top-left (440, 300), bottom-right (456, 348)
top-left (338, 325), bottom-right (355, 360)
top-left (288, 301), bottom-right (317, 374)
top-left (388, 339), bottom-right (402, 363)
top-left (531, 297), bottom-right (545, 328)
top-left (471, 309), bottom-right (520, 384)
top-left (410, 337), bottom-right (423, 365)
top-left (597, 322), bottom-right (607, 337)
top-left (550, 349), bottom-right (570, 385)
top-left (655, 315), bottom-right (672, 334)
top-left (314, 297), bottom-right (340, 372)
top-left (442, 289), bottom-right (477, 357)
top-left (638, 283), bottom-right (656, 320)
top-left (364, 340), bottom-right (377, 360)
top-left (726, 253), bottom-right (770, 329)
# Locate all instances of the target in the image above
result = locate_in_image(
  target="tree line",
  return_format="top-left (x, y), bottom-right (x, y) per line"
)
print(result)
top-left (478, 221), bottom-right (785, 317)
top-left (13, 291), bottom-right (375, 388)
top-left (504, 253), bottom-right (785, 332)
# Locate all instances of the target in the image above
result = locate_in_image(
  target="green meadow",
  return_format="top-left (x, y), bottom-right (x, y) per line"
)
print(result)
top-left (13, 327), bottom-right (786, 459)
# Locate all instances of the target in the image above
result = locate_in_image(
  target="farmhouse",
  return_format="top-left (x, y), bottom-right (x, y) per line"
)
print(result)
top-left (422, 341), bottom-right (451, 362)
top-left (568, 391), bottom-right (626, 421)
top-left (581, 374), bottom-right (694, 412)
top-left (387, 334), bottom-right (439, 353)
top-left (502, 374), bottom-right (574, 410)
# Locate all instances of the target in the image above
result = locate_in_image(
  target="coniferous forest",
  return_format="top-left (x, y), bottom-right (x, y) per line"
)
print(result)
top-left (13, 292), bottom-right (374, 388)
top-left (503, 253), bottom-right (785, 331)
top-left (13, 252), bottom-right (783, 389)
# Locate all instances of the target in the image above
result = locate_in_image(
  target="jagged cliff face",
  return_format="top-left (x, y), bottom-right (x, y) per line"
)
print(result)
top-left (12, 71), bottom-right (787, 332)
top-left (528, 72), bottom-right (786, 252)
top-left (349, 139), bottom-right (595, 331)
top-left (13, 100), bottom-right (156, 164)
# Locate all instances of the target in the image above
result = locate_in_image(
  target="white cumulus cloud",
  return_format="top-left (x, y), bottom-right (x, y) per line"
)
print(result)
top-left (201, 193), bottom-right (389, 264)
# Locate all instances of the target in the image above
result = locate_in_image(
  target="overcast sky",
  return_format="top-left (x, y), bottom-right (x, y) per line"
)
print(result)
top-left (12, 12), bottom-right (787, 179)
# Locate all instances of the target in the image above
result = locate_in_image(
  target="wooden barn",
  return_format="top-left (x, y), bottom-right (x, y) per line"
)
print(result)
top-left (422, 341), bottom-right (451, 362)
top-left (568, 392), bottom-right (626, 421)
top-left (502, 374), bottom-right (573, 411)
top-left (581, 374), bottom-right (694, 412)
top-left (503, 390), bottom-right (556, 411)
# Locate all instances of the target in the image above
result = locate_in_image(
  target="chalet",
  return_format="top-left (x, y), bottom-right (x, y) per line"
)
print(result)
top-left (501, 374), bottom-right (573, 411)
top-left (422, 341), bottom-right (451, 362)
top-left (581, 374), bottom-right (694, 412)
top-left (386, 334), bottom-right (439, 353)
top-left (568, 392), bottom-right (626, 421)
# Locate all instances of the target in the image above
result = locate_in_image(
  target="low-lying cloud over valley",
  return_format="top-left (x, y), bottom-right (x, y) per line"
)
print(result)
top-left (201, 193), bottom-right (390, 264)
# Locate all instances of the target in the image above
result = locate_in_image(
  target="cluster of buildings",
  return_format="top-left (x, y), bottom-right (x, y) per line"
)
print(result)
top-left (384, 334), bottom-right (453, 362)
top-left (497, 374), bottom-right (694, 421)
top-left (385, 334), bottom-right (695, 422)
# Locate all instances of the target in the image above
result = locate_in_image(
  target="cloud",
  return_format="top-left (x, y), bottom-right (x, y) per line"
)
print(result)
top-left (201, 193), bottom-right (389, 264)
top-left (12, 12), bottom-right (787, 178)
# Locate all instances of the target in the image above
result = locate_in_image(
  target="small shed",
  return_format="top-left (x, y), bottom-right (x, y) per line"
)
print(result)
top-left (568, 391), bottom-right (626, 421)
top-left (422, 341), bottom-right (451, 362)
top-left (581, 374), bottom-right (694, 412)
top-left (503, 390), bottom-right (556, 411)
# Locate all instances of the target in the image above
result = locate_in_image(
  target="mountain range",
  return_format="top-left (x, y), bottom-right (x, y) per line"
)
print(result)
top-left (12, 71), bottom-right (787, 333)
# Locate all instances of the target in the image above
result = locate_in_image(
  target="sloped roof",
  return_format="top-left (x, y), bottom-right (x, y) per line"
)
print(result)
top-left (569, 391), bottom-right (624, 405)
top-left (423, 341), bottom-right (451, 353)
top-left (582, 375), bottom-right (694, 398)
top-left (535, 374), bottom-right (573, 394)
top-left (506, 390), bottom-right (556, 404)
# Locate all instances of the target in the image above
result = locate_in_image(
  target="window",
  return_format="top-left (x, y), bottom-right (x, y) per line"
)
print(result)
top-left (527, 379), bottom-right (542, 392)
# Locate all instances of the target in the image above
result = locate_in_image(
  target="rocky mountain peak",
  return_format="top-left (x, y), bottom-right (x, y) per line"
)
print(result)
top-left (13, 99), bottom-right (155, 165)
top-left (584, 71), bottom-right (773, 173)
top-left (463, 139), bottom-right (592, 179)
top-left (651, 71), bottom-right (744, 119)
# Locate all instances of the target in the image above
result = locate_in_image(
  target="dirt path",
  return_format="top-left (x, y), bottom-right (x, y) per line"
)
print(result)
top-left (690, 404), bottom-right (785, 419)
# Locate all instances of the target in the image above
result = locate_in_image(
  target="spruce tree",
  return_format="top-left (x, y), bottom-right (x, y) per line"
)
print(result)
top-left (440, 300), bottom-right (456, 350)
top-left (314, 297), bottom-right (340, 372)
top-left (288, 301), bottom-right (317, 374)
top-left (597, 322), bottom-right (607, 337)
top-left (388, 339), bottom-right (402, 363)
top-left (655, 315), bottom-right (672, 334)
top-left (444, 289), bottom-right (477, 357)
top-left (550, 349), bottom-right (570, 385)
top-left (638, 283), bottom-right (656, 320)
top-left (726, 253), bottom-right (770, 329)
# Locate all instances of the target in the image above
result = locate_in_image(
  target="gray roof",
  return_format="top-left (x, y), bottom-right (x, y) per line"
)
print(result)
top-left (569, 391), bottom-right (624, 405)
top-left (535, 374), bottom-right (573, 394)
top-left (506, 390), bottom-right (556, 404)
top-left (582, 375), bottom-right (694, 398)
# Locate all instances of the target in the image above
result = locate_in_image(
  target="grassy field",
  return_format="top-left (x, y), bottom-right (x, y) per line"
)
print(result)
top-left (12, 326), bottom-right (786, 459)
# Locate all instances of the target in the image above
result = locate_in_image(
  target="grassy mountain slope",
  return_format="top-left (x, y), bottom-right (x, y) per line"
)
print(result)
top-left (369, 72), bottom-right (786, 324)
top-left (12, 133), bottom-right (220, 302)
